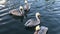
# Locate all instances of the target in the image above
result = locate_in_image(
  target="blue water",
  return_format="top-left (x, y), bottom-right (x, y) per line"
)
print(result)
top-left (0, 0), bottom-right (60, 34)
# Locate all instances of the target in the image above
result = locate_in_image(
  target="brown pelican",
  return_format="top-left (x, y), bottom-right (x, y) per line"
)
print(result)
top-left (24, 12), bottom-right (40, 27)
top-left (24, 0), bottom-right (30, 11)
top-left (24, 0), bottom-right (30, 17)
top-left (9, 6), bottom-right (24, 16)
top-left (9, 6), bottom-right (25, 22)
top-left (34, 25), bottom-right (48, 34)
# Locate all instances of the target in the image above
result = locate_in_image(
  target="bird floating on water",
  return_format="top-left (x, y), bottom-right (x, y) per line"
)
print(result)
top-left (24, 12), bottom-right (40, 27)
top-left (34, 25), bottom-right (48, 34)
top-left (24, 0), bottom-right (30, 12)
top-left (9, 6), bottom-right (25, 22)
top-left (9, 6), bottom-right (24, 16)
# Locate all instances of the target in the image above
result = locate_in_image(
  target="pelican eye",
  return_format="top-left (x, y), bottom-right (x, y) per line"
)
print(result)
top-left (20, 9), bottom-right (23, 11)
top-left (38, 15), bottom-right (40, 19)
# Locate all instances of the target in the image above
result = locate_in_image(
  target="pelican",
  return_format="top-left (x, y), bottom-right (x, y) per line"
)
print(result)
top-left (34, 25), bottom-right (48, 34)
top-left (24, 12), bottom-right (40, 27)
top-left (9, 6), bottom-right (24, 16)
top-left (24, 0), bottom-right (31, 17)
top-left (24, 0), bottom-right (30, 12)
top-left (9, 6), bottom-right (25, 22)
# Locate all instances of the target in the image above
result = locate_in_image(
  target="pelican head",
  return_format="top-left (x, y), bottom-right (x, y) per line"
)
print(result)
top-left (25, 0), bottom-right (28, 4)
top-left (19, 6), bottom-right (23, 11)
top-left (36, 12), bottom-right (40, 19)
top-left (35, 25), bottom-right (40, 31)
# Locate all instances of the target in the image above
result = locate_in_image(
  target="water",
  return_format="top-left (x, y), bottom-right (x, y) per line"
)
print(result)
top-left (0, 0), bottom-right (60, 34)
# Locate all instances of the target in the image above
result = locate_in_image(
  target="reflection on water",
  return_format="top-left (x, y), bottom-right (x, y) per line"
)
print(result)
top-left (0, 0), bottom-right (60, 34)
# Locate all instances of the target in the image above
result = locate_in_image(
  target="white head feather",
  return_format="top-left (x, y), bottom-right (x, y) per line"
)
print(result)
top-left (36, 12), bottom-right (40, 18)
top-left (19, 6), bottom-right (23, 10)
top-left (35, 25), bottom-right (40, 31)
top-left (25, 0), bottom-right (28, 3)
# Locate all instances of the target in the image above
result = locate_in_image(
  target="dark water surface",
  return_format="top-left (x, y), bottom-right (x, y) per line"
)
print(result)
top-left (0, 0), bottom-right (60, 34)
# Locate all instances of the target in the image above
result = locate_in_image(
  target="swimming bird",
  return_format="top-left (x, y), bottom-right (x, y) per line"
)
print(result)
top-left (24, 0), bottom-right (30, 17)
top-left (24, 0), bottom-right (30, 11)
top-left (9, 6), bottom-right (25, 22)
top-left (9, 6), bottom-right (24, 16)
top-left (24, 12), bottom-right (40, 27)
top-left (34, 25), bottom-right (48, 34)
